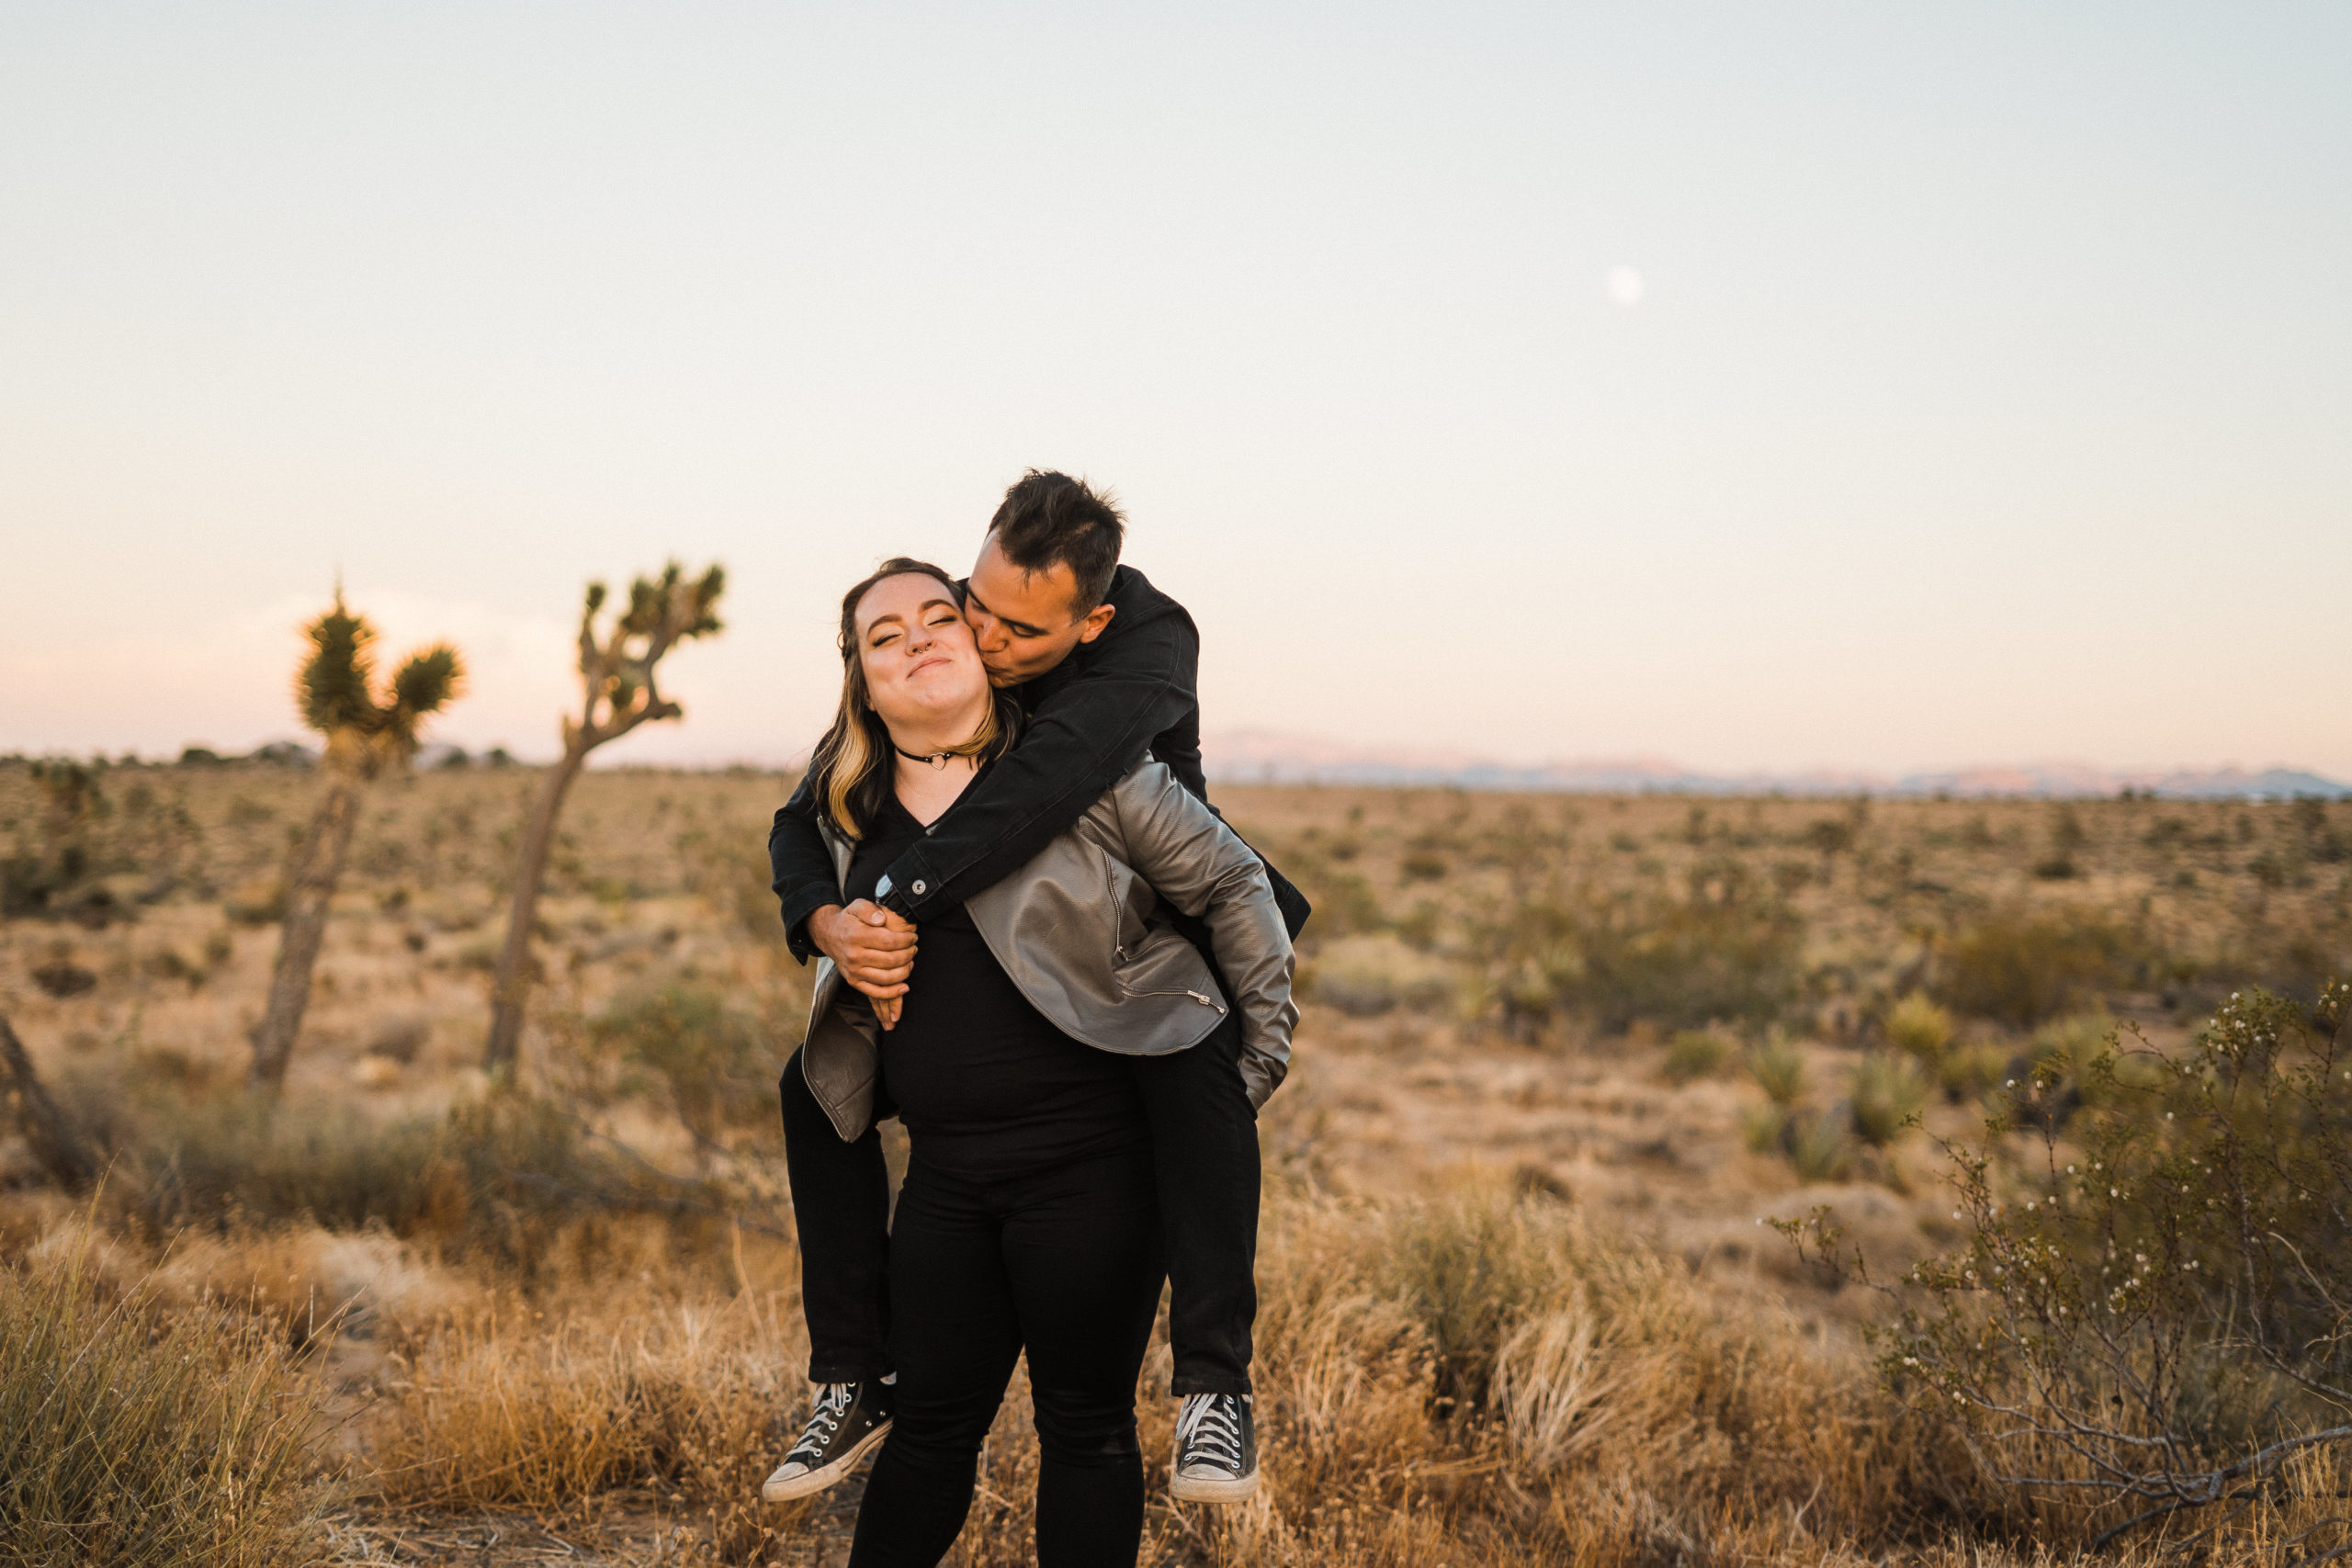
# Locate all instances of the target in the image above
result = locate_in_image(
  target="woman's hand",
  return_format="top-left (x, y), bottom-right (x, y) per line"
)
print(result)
top-left (873, 996), bottom-right (903, 1031)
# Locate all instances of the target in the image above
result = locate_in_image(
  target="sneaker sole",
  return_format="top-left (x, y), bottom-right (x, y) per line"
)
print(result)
top-left (761, 1418), bottom-right (893, 1503)
top-left (1170, 1463), bottom-right (1261, 1504)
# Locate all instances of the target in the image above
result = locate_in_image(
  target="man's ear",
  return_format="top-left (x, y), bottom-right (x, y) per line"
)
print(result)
top-left (1074, 602), bottom-right (1117, 645)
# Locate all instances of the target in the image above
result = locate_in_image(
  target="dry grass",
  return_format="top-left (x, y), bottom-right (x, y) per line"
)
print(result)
top-left (370, 1287), bottom-right (803, 1561)
top-left (0, 1237), bottom-right (329, 1568)
top-left (5, 762), bottom-right (2351, 1564)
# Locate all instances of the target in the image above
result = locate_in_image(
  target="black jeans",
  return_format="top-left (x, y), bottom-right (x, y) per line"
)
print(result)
top-left (779, 1004), bottom-right (1259, 1395)
top-left (848, 1148), bottom-right (1165, 1568)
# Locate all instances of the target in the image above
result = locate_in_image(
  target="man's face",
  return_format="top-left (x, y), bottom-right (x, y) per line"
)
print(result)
top-left (963, 532), bottom-right (1115, 687)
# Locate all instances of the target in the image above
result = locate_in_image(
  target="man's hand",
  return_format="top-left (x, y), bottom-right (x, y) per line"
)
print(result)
top-left (808, 901), bottom-right (917, 1027)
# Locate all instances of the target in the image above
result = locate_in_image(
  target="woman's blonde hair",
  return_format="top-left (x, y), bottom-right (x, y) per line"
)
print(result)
top-left (805, 558), bottom-right (1018, 840)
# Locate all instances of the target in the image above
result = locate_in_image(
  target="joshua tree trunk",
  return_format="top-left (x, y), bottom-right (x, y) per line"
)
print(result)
top-left (481, 559), bottom-right (724, 1077)
top-left (248, 765), bottom-right (367, 1092)
top-left (483, 749), bottom-right (588, 1075)
top-left (1, 1014), bottom-right (99, 1191)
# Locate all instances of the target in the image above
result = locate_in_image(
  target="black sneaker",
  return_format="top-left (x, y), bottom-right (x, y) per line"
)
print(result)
top-left (1170, 1393), bottom-right (1259, 1503)
top-left (762, 1381), bottom-right (894, 1502)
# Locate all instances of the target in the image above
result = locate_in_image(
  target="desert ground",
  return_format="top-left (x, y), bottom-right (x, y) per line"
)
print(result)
top-left (3, 758), bottom-right (2347, 1566)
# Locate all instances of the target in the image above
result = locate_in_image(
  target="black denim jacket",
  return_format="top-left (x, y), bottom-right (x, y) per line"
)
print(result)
top-left (767, 564), bottom-right (1307, 962)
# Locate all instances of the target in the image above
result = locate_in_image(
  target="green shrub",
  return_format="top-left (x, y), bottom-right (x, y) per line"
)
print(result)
top-left (1369, 1189), bottom-right (1572, 1404)
top-left (1849, 1054), bottom-right (1928, 1147)
top-left (1934, 1041), bottom-right (2009, 1102)
top-left (0, 1251), bottom-right (325, 1566)
top-left (109, 1092), bottom-right (730, 1280)
top-left (1283, 848), bottom-right (1386, 938)
top-left (1741, 1104), bottom-right (1789, 1154)
top-left (1747, 1036), bottom-right (1808, 1108)
top-left (1398, 850), bottom-right (1449, 883)
top-left (1787, 1108), bottom-right (1857, 1182)
top-left (1486, 873), bottom-right (1804, 1035)
top-left (1883, 991), bottom-right (1955, 1060)
top-left (1664, 1029), bottom-right (1733, 1085)
top-left (593, 980), bottom-right (774, 1145)
top-left (1307, 935), bottom-right (1454, 1018)
top-left (1798, 981), bottom-right (2352, 1548)
top-left (1937, 908), bottom-right (2134, 1028)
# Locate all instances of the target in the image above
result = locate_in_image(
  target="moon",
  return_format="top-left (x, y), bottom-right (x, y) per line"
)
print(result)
top-left (1608, 265), bottom-right (1645, 308)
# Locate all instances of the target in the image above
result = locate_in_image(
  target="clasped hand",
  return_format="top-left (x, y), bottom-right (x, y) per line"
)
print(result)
top-left (811, 899), bottom-right (917, 1031)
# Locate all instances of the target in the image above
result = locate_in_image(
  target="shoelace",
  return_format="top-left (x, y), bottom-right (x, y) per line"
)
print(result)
top-left (786, 1382), bottom-right (858, 1467)
top-left (1177, 1394), bottom-right (1247, 1472)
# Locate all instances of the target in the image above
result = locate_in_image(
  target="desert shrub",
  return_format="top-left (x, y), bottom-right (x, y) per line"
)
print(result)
top-left (363, 1015), bottom-right (430, 1064)
top-left (1280, 845), bottom-right (1386, 938)
top-left (29, 955), bottom-right (96, 997)
top-left (1936, 1041), bottom-right (2010, 1102)
top-left (1802, 817), bottom-right (1856, 857)
top-left (1884, 991), bottom-right (1956, 1060)
top-left (593, 980), bottom-right (774, 1145)
top-left (111, 1092), bottom-right (731, 1280)
top-left (1664, 1029), bottom-right (1733, 1085)
top-left (1573, 874), bottom-right (1804, 1032)
top-left (110, 1097), bottom-right (448, 1235)
top-left (1802, 981), bottom-right (2352, 1551)
top-left (1306, 934), bottom-right (1454, 1018)
top-left (222, 878), bottom-right (288, 926)
top-left (0, 1249), bottom-right (325, 1567)
top-left (1743, 1104), bottom-right (1791, 1155)
top-left (1747, 1035), bottom-right (1808, 1108)
top-left (1937, 908), bottom-right (2136, 1029)
top-left (1786, 1107), bottom-right (1859, 1182)
top-left (0, 760), bottom-right (128, 927)
top-left (1850, 1054), bottom-right (1928, 1147)
top-left (1481, 872), bottom-right (1804, 1035)
top-left (1398, 848), bottom-right (1449, 882)
top-left (1364, 1188), bottom-right (1584, 1405)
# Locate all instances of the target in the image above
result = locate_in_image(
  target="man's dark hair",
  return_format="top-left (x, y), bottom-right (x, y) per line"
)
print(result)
top-left (987, 470), bottom-right (1125, 613)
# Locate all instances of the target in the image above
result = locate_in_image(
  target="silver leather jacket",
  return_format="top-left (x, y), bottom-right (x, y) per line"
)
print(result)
top-left (797, 757), bottom-right (1297, 1142)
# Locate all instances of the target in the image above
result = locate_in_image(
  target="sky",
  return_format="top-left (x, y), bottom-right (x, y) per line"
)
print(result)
top-left (3, 2), bottom-right (2347, 775)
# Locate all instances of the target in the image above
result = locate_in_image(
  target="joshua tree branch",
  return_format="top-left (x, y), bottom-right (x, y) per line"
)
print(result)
top-left (482, 562), bottom-right (722, 1075)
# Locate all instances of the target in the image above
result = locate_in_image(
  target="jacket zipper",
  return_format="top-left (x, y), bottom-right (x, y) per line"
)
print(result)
top-left (1122, 985), bottom-right (1227, 1013)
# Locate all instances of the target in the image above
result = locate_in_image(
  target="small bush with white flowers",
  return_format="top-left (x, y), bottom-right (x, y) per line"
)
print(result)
top-left (1788, 980), bottom-right (2352, 1552)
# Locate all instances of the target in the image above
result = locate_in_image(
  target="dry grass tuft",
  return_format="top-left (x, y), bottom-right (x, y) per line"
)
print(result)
top-left (0, 1242), bottom-right (328, 1568)
top-left (151, 1225), bottom-right (487, 1343)
top-left (368, 1280), bottom-right (805, 1562)
top-left (914, 1182), bottom-right (1984, 1566)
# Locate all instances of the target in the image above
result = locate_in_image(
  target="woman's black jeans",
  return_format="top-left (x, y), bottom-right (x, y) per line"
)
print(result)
top-left (847, 1147), bottom-right (1166, 1568)
top-left (779, 999), bottom-right (1259, 1395)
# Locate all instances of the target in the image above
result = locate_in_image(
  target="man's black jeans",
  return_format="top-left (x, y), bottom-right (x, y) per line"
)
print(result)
top-left (848, 1146), bottom-right (1164, 1568)
top-left (778, 1006), bottom-right (1259, 1396)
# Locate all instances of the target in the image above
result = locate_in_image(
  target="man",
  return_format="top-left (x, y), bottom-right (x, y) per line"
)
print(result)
top-left (763, 470), bottom-right (1307, 1506)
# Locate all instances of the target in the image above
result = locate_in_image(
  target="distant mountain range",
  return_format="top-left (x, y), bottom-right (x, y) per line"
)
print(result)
top-left (1201, 730), bottom-right (2352, 799)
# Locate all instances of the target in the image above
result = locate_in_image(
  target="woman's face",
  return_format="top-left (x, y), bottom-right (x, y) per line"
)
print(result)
top-left (854, 572), bottom-right (990, 732)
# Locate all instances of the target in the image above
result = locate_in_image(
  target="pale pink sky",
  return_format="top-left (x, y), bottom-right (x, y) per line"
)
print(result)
top-left (5, 6), bottom-right (2347, 777)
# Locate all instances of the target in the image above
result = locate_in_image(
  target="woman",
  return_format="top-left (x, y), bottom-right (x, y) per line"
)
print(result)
top-left (783, 558), bottom-right (1294, 1567)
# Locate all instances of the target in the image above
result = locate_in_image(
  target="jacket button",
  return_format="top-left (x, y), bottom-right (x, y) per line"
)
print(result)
top-left (911, 880), bottom-right (927, 895)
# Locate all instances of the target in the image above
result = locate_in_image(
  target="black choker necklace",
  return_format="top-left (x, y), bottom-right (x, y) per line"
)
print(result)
top-left (893, 742), bottom-right (953, 771)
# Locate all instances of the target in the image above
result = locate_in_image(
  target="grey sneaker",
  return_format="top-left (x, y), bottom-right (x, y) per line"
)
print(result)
top-left (1170, 1393), bottom-right (1259, 1503)
top-left (762, 1381), bottom-right (893, 1502)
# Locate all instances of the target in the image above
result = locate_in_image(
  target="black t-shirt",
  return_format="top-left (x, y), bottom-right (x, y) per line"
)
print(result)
top-left (844, 785), bottom-right (1148, 1180)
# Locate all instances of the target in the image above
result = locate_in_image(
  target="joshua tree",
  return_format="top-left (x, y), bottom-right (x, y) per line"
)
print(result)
top-left (1, 1015), bottom-right (98, 1190)
top-left (248, 595), bottom-right (462, 1093)
top-left (483, 562), bottom-right (724, 1075)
